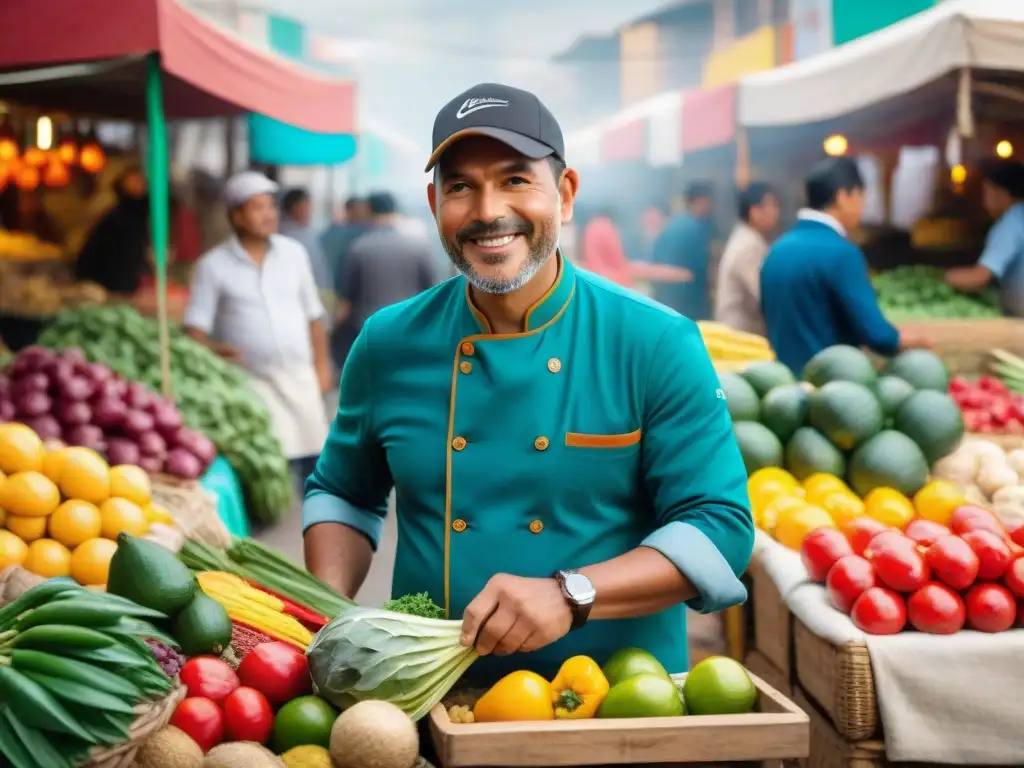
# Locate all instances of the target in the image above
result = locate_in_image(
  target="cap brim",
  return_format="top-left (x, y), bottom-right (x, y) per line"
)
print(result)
top-left (424, 127), bottom-right (555, 173)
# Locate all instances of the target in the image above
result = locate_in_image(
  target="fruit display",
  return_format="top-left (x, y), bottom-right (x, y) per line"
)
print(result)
top-left (38, 304), bottom-right (292, 523)
top-left (990, 348), bottom-right (1024, 398)
top-left (931, 438), bottom-right (1024, 530)
top-left (697, 322), bottom-right (775, 372)
top-left (872, 265), bottom-right (1002, 320)
top-left (799, 503), bottom-right (1024, 635)
top-left (196, 572), bottom-right (317, 650)
top-left (950, 373), bottom-right (1024, 435)
top-left (728, 346), bottom-right (964, 498)
top-left (1, 346), bottom-right (216, 479)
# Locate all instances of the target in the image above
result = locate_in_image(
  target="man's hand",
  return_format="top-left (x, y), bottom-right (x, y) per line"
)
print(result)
top-left (316, 360), bottom-right (334, 393)
top-left (899, 330), bottom-right (933, 351)
top-left (460, 574), bottom-right (573, 656)
top-left (213, 342), bottom-right (241, 361)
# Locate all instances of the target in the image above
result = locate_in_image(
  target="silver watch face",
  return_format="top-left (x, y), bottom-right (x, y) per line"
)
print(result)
top-left (564, 572), bottom-right (596, 604)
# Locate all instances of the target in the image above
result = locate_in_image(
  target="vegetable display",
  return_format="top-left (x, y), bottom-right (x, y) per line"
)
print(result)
top-left (990, 348), bottom-right (1024, 398)
top-left (949, 374), bottom-right (1024, 435)
top-left (37, 305), bottom-right (293, 523)
top-left (872, 266), bottom-right (1002, 320)
top-left (931, 439), bottom-right (1024, 531)
top-left (698, 322), bottom-right (775, 373)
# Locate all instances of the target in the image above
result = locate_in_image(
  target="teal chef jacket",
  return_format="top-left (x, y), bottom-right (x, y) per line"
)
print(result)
top-left (303, 256), bottom-right (754, 682)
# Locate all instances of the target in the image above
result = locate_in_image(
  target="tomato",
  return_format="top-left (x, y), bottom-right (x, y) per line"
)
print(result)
top-left (826, 555), bottom-right (877, 614)
top-left (170, 697), bottom-right (224, 753)
top-left (1003, 557), bottom-right (1024, 598)
top-left (1008, 522), bottom-right (1024, 549)
top-left (801, 527), bottom-right (853, 583)
top-left (863, 530), bottom-right (915, 558)
top-left (907, 583), bottom-right (965, 634)
top-left (869, 544), bottom-right (929, 594)
top-left (851, 587), bottom-right (907, 635)
top-left (965, 583), bottom-right (1017, 633)
top-left (904, 518), bottom-right (951, 548)
top-left (950, 505), bottom-right (1004, 537)
top-left (925, 535), bottom-right (979, 591)
top-left (222, 686), bottom-right (274, 744)
top-left (948, 376), bottom-right (970, 394)
top-left (179, 656), bottom-right (240, 703)
top-left (961, 530), bottom-right (1012, 580)
top-left (236, 641), bottom-right (312, 705)
top-left (845, 518), bottom-right (889, 556)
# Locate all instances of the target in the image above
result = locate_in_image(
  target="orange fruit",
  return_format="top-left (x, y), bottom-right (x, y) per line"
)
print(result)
top-left (41, 448), bottom-right (69, 484)
top-left (864, 487), bottom-right (915, 529)
top-left (913, 481), bottom-right (965, 527)
top-left (820, 491), bottom-right (866, 533)
top-left (5, 513), bottom-right (48, 542)
top-left (142, 502), bottom-right (174, 526)
top-left (0, 423), bottom-right (44, 474)
top-left (0, 529), bottom-right (28, 567)
top-left (775, 504), bottom-right (836, 551)
top-left (70, 537), bottom-right (118, 586)
top-left (59, 447), bottom-right (111, 504)
top-left (0, 506), bottom-right (5, 528)
top-left (109, 465), bottom-right (152, 506)
top-left (22, 538), bottom-right (71, 578)
top-left (98, 498), bottom-right (148, 539)
top-left (0, 471), bottom-right (61, 517)
top-left (49, 500), bottom-right (102, 549)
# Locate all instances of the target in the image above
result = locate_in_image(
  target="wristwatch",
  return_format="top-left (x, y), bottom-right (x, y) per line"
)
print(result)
top-left (553, 570), bottom-right (596, 631)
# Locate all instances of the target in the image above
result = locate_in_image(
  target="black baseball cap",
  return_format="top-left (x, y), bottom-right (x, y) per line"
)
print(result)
top-left (424, 83), bottom-right (565, 173)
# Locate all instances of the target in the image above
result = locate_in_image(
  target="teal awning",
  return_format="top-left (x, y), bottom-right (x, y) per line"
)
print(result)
top-left (248, 113), bottom-right (357, 165)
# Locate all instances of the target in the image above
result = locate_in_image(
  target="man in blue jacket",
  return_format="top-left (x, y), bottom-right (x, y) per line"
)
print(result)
top-left (761, 157), bottom-right (930, 374)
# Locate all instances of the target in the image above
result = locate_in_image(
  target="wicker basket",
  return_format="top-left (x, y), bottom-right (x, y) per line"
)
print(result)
top-left (793, 687), bottom-right (885, 768)
top-left (80, 684), bottom-right (186, 768)
top-left (0, 565), bottom-right (44, 605)
top-left (894, 318), bottom-right (1024, 376)
top-left (750, 555), bottom-right (793, 681)
top-left (150, 473), bottom-right (231, 548)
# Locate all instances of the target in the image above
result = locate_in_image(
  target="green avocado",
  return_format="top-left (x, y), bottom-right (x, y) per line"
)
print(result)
top-left (106, 533), bottom-right (195, 615)
top-left (596, 674), bottom-right (685, 718)
top-left (172, 591), bottom-right (233, 657)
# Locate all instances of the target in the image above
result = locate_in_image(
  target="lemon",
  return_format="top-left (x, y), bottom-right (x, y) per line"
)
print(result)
top-left (109, 465), bottom-right (152, 506)
top-left (23, 538), bottom-right (72, 578)
top-left (803, 473), bottom-right (850, 505)
top-left (864, 487), bottom-right (915, 529)
top-left (757, 494), bottom-right (806, 535)
top-left (0, 423), bottom-right (44, 474)
top-left (70, 538), bottom-right (118, 586)
top-left (0, 530), bottom-right (28, 568)
top-left (99, 498), bottom-right (148, 539)
top-left (820, 491), bottom-right (866, 533)
top-left (0, 471), bottom-right (61, 517)
top-left (775, 504), bottom-right (836, 551)
top-left (58, 448), bottom-right (111, 505)
top-left (49, 500), bottom-right (103, 549)
top-left (5, 513), bottom-right (48, 542)
top-left (912, 480), bottom-right (965, 526)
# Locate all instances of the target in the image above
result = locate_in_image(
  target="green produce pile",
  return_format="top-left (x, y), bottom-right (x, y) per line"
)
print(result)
top-left (37, 304), bottom-right (293, 523)
top-left (0, 579), bottom-right (179, 768)
top-left (873, 265), bottom-right (1002, 320)
top-left (726, 347), bottom-right (965, 497)
top-left (383, 592), bottom-right (445, 619)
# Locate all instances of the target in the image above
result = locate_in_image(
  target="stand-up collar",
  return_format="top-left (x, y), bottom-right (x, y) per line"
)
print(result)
top-left (465, 253), bottom-right (576, 334)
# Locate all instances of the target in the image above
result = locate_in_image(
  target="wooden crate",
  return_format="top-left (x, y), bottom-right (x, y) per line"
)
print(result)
top-left (793, 620), bottom-right (877, 742)
top-left (745, 650), bottom-right (791, 697)
top-left (792, 687), bottom-right (885, 768)
top-left (429, 673), bottom-right (810, 767)
top-left (894, 318), bottom-right (1024, 376)
top-left (749, 555), bottom-right (793, 681)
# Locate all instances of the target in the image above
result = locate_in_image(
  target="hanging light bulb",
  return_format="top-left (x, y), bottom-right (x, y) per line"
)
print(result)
top-left (951, 164), bottom-right (968, 185)
top-left (996, 140), bottom-right (1014, 159)
top-left (0, 114), bottom-right (18, 162)
top-left (35, 116), bottom-right (53, 151)
top-left (43, 156), bottom-right (70, 188)
top-left (78, 125), bottom-right (106, 174)
top-left (57, 124), bottom-right (79, 165)
top-left (23, 147), bottom-right (47, 168)
top-left (823, 134), bottom-right (849, 157)
top-left (15, 163), bottom-right (40, 191)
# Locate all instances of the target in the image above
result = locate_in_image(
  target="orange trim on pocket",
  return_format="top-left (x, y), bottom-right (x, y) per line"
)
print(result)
top-left (564, 429), bottom-right (642, 448)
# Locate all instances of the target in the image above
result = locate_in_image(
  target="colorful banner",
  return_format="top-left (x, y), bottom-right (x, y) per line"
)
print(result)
top-left (702, 26), bottom-right (777, 88)
top-left (680, 84), bottom-right (736, 152)
top-left (832, 0), bottom-right (935, 46)
top-left (791, 0), bottom-right (833, 61)
top-left (267, 14), bottom-right (305, 60)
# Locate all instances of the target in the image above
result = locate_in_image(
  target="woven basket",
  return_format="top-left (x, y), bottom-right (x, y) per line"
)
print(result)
top-left (80, 684), bottom-right (186, 768)
top-left (793, 687), bottom-right (884, 768)
top-left (895, 318), bottom-right (1024, 376)
top-left (0, 565), bottom-right (44, 605)
top-left (150, 473), bottom-right (231, 548)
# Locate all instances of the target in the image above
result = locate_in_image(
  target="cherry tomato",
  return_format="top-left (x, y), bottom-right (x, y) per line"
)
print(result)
top-left (925, 535), bottom-right (980, 591)
top-left (961, 530), bottom-right (1012, 580)
top-left (965, 583), bottom-right (1017, 633)
top-left (179, 656), bottom-right (240, 703)
top-left (222, 686), bottom-right (273, 744)
top-left (851, 587), bottom-right (907, 635)
top-left (1005, 557), bottom-right (1024, 598)
top-left (801, 527), bottom-right (853, 583)
top-left (826, 554), bottom-right (877, 614)
top-left (237, 641), bottom-right (312, 705)
top-left (907, 583), bottom-right (965, 634)
top-left (1008, 522), bottom-right (1024, 549)
top-left (904, 519), bottom-right (950, 548)
top-left (170, 696), bottom-right (224, 753)
top-left (845, 518), bottom-right (889, 556)
top-left (868, 543), bottom-right (929, 594)
top-left (950, 505), bottom-right (1004, 537)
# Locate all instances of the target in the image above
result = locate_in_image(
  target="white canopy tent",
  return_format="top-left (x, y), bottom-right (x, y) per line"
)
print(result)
top-left (738, 0), bottom-right (1024, 128)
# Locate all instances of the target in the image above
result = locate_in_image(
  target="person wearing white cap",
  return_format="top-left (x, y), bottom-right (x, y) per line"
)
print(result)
top-left (184, 170), bottom-right (333, 490)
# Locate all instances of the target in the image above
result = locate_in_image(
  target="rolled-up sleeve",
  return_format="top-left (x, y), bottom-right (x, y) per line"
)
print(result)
top-left (183, 255), bottom-right (219, 334)
top-left (639, 318), bottom-right (754, 613)
top-left (303, 317), bottom-right (393, 548)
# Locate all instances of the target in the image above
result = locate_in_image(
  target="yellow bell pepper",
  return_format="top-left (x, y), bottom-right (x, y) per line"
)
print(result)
top-left (472, 671), bottom-right (555, 722)
top-left (550, 655), bottom-right (610, 719)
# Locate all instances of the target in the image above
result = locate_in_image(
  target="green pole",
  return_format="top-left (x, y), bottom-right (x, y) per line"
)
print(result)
top-left (145, 53), bottom-right (172, 398)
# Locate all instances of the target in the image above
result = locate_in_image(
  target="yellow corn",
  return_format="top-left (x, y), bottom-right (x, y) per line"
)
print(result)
top-left (198, 572), bottom-right (284, 610)
top-left (703, 338), bottom-right (775, 361)
top-left (698, 321), bottom-right (771, 347)
top-left (198, 577), bottom-right (314, 648)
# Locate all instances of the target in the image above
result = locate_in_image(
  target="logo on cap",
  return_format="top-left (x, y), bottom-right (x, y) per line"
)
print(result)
top-left (456, 97), bottom-right (509, 119)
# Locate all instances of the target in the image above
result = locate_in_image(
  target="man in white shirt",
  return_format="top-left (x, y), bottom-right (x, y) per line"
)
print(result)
top-left (184, 171), bottom-right (333, 486)
top-left (715, 182), bottom-right (780, 335)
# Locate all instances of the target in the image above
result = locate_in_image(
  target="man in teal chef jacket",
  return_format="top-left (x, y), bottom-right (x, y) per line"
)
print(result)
top-left (302, 83), bottom-right (754, 683)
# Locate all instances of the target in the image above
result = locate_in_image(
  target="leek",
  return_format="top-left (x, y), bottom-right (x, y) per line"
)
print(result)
top-left (307, 606), bottom-right (479, 722)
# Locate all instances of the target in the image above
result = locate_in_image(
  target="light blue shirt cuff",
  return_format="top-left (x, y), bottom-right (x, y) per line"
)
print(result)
top-left (641, 521), bottom-right (748, 614)
top-left (302, 492), bottom-right (384, 551)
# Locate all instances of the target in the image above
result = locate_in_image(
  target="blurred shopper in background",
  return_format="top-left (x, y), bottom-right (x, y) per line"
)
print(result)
top-left (715, 183), bottom-right (780, 334)
top-left (946, 159), bottom-right (1024, 317)
top-left (184, 171), bottom-right (332, 493)
top-left (280, 187), bottom-right (331, 291)
top-left (650, 182), bottom-right (715, 318)
top-left (332, 191), bottom-right (440, 367)
top-left (761, 157), bottom-right (930, 373)
top-left (320, 196), bottom-right (372, 283)
top-left (579, 207), bottom-right (631, 286)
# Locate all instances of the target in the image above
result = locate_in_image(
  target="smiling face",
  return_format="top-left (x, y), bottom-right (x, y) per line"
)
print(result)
top-left (428, 136), bottom-right (577, 295)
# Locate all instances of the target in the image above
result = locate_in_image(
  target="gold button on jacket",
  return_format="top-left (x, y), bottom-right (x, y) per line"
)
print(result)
top-left (459, 361), bottom-right (472, 374)
top-left (534, 436), bottom-right (550, 451)
top-left (451, 436), bottom-right (467, 451)
top-left (529, 520), bottom-right (544, 534)
top-left (452, 518), bottom-right (468, 533)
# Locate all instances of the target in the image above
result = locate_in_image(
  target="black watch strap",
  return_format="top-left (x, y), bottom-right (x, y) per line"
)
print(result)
top-left (554, 570), bottom-right (594, 631)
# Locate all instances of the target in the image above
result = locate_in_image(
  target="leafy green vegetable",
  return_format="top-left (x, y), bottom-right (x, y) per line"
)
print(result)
top-left (382, 593), bottom-right (444, 619)
top-left (307, 607), bottom-right (478, 722)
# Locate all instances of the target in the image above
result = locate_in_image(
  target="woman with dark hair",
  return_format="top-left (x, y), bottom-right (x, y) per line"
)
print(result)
top-left (75, 166), bottom-right (150, 294)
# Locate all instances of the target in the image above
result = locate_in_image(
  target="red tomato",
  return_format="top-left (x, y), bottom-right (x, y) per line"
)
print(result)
top-left (950, 505), bottom-right (1004, 537)
top-left (179, 656), bottom-right (240, 703)
top-left (170, 697), bottom-right (224, 753)
top-left (904, 518), bottom-right (951, 548)
top-left (863, 530), bottom-right (916, 559)
top-left (870, 544), bottom-right (930, 593)
top-left (1009, 522), bottom-right (1024, 549)
top-left (965, 583), bottom-right (1017, 633)
top-left (1018, 599), bottom-right (1024, 628)
top-left (925, 535), bottom-right (980, 590)
top-left (801, 527), bottom-right (854, 583)
top-left (851, 587), bottom-right (907, 635)
top-left (907, 583), bottom-right (966, 634)
top-left (961, 530), bottom-right (1013, 580)
top-left (222, 686), bottom-right (273, 744)
top-left (845, 518), bottom-right (890, 556)
top-left (236, 641), bottom-right (312, 705)
top-left (826, 555), bottom-right (877, 614)
top-left (948, 376), bottom-right (970, 394)
top-left (1003, 557), bottom-right (1024, 598)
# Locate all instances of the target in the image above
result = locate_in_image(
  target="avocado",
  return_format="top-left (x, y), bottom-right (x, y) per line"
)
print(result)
top-left (808, 381), bottom-right (884, 451)
top-left (740, 360), bottom-right (796, 398)
top-left (874, 375), bottom-right (916, 421)
top-left (718, 372), bottom-right (761, 422)
top-left (759, 383), bottom-right (810, 442)
top-left (784, 426), bottom-right (846, 481)
top-left (886, 349), bottom-right (949, 392)
top-left (895, 390), bottom-right (965, 464)
top-left (733, 422), bottom-right (784, 475)
top-left (803, 345), bottom-right (878, 388)
top-left (173, 591), bottom-right (233, 656)
top-left (107, 533), bottom-right (196, 615)
top-left (596, 674), bottom-right (684, 718)
top-left (848, 430), bottom-right (929, 498)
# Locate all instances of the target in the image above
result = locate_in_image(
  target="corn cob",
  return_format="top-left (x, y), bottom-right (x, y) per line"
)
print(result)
top-left (197, 572), bottom-right (313, 648)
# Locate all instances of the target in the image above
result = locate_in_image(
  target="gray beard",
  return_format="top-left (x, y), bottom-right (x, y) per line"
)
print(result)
top-left (442, 237), bottom-right (557, 296)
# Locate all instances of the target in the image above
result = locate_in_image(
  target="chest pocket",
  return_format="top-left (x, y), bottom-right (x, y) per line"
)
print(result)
top-left (558, 428), bottom-right (643, 501)
top-left (565, 428), bottom-right (642, 453)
